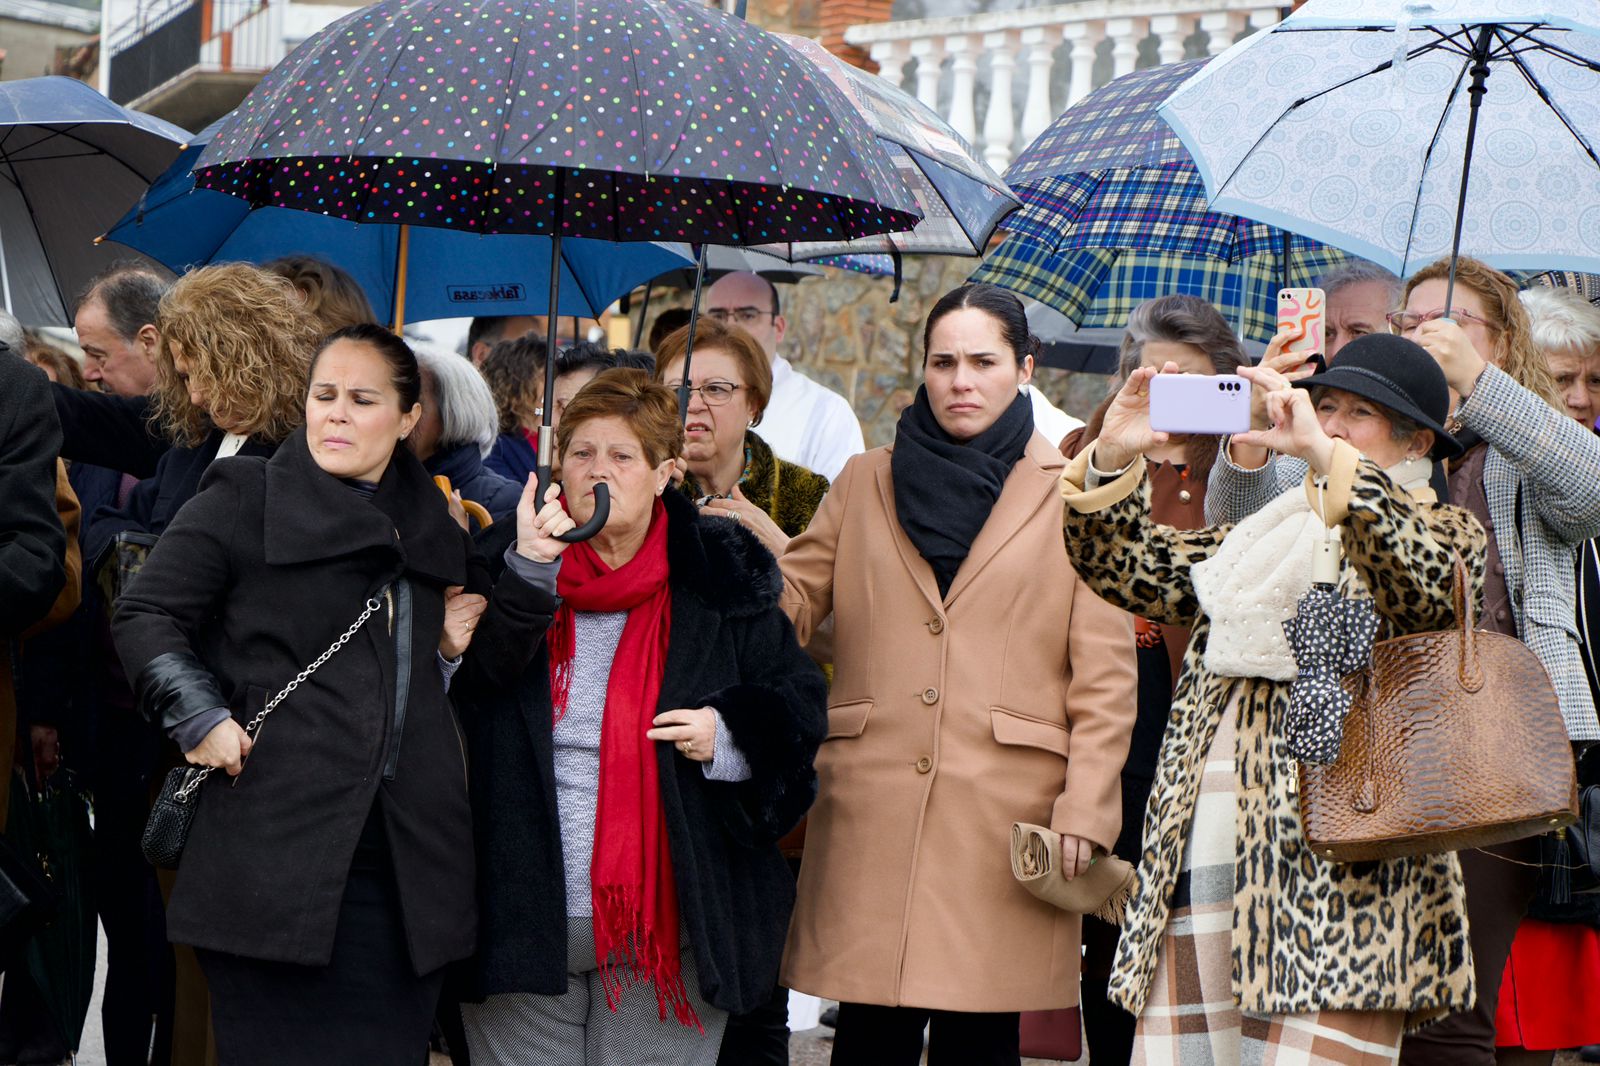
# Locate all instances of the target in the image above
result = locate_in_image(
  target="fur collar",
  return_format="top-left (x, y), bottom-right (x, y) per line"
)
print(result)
top-left (661, 487), bottom-right (782, 619)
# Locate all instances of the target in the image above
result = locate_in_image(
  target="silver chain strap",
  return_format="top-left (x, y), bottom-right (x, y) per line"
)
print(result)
top-left (177, 593), bottom-right (387, 800)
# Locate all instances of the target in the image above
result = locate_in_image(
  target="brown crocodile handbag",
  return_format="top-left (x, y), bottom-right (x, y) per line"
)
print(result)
top-left (1300, 559), bottom-right (1579, 862)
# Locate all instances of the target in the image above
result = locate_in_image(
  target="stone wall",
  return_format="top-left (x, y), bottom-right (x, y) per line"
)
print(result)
top-left (636, 256), bottom-right (1114, 448)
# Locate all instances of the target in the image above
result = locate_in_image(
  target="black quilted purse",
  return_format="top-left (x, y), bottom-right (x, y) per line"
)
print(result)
top-left (141, 592), bottom-right (387, 869)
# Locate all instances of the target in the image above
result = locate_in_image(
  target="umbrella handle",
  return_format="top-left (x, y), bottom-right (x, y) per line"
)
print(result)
top-left (535, 465), bottom-right (610, 543)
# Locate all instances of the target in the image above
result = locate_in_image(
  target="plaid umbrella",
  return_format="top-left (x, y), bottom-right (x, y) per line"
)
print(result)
top-left (1006, 59), bottom-right (1200, 183)
top-left (971, 230), bottom-right (1349, 346)
top-left (1002, 61), bottom-right (1342, 270)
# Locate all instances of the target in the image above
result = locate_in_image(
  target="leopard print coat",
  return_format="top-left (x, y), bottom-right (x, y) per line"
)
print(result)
top-left (1061, 444), bottom-right (1487, 1028)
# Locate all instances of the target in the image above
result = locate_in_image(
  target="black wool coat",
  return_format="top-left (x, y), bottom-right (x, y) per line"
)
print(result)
top-left (112, 428), bottom-right (484, 974)
top-left (84, 428), bottom-right (276, 570)
top-left (52, 386), bottom-right (168, 479)
top-left (1, 352), bottom-right (67, 637)
top-left (453, 489), bottom-right (827, 1013)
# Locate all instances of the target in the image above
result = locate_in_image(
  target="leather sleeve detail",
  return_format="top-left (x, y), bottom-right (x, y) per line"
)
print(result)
top-left (134, 650), bottom-right (229, 731)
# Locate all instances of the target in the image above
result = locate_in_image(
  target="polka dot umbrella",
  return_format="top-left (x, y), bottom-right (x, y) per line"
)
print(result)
top-left (194, 0), bottom-right (922, 539)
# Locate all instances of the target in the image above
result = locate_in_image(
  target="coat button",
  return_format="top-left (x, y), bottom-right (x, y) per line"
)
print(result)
top-left (1179, 489), bottom-right (1192, 503)
top-left (928, 618), bottom-right (945, 635)
top-left (915, 756), bottom-right (932, 774)
top-left (920, 687), bottom-right (939, 705)
top-left (1495, 608), bottom-right (1510, 624)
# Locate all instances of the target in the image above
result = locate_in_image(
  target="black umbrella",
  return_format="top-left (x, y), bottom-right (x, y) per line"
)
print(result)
top-left (194, 0), bottom-right (920, 539)
top-left (0, 77), bottom-right (188, 324)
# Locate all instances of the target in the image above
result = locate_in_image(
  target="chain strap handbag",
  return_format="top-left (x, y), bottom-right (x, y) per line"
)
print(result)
top-left (141, 591), bottom-right (388, 869)
top-left (1299, 559), bottom-right (1579, 862)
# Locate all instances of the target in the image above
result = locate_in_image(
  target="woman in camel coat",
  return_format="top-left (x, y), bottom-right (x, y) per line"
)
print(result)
top-left (778, 284), bottom-right (1136, 1066)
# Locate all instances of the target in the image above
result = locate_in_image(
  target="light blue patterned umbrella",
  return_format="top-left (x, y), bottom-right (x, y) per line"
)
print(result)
top-left (1160, 0), bottom-right (1600, 306)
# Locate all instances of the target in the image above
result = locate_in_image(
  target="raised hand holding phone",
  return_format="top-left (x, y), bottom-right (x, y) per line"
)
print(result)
top-left (1093, 363), bottom-right (1177, 472)
top-left (1278, 287), bottom-right (1326, 363)
top-left (1233, 382), bottom-right (1338, 475)
top-left (1227, 325), bottom-right (1319, 470)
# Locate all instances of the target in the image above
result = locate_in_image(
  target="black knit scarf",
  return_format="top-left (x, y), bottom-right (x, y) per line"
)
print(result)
top-left (891, 385), bottom-right (1034, 598)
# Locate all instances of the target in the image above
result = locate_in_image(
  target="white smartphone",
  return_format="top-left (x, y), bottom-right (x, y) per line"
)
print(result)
top-left (1148, 373), bottom-right (1253, 435)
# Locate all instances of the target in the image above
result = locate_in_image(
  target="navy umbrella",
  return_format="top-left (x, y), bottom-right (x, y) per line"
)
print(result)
top-left (195, 0), bottom-right (920, 539)
top-left (0, 77), bottom-right (188, 324)
top-left (103, 122), bottom-right (694, 328)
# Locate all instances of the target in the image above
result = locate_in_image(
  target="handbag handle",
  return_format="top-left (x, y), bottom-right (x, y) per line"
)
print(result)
top-left (174, 590), bottom-right (388, 801)
top-left (1451, 557), bottom-right (1484, 693)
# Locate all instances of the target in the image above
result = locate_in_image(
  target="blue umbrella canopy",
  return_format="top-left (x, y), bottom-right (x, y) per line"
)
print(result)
top-left (0, 76), bottom-right (189, 324)
top-left (191, 0), bottom-right (921, 244)
top-left (104, 122), bottom-right (693, 324)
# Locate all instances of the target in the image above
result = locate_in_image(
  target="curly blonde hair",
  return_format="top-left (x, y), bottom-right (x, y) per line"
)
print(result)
top-left (1403, 257), bottom-right (1561, 410)
top-left (153, 264), bottom-right (321, 446)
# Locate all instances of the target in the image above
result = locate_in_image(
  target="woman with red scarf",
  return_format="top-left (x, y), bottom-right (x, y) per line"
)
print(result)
top-left (451, 369), bottom-right (827, 1064)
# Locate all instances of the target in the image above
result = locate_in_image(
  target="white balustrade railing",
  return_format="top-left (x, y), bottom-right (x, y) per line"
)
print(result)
top-left (844, 0), bottom-right (1286, 171)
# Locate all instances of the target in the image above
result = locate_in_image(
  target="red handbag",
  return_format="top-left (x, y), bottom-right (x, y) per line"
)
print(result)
top-left (1019, 1007), bottom-right (1082, 1061)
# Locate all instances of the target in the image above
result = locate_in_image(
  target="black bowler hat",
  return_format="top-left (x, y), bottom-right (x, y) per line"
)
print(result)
top-left (1294, 333), bottom-right (1462, 459)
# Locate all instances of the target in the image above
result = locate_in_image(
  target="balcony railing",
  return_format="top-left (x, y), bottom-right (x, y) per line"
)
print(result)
top-left (844, 0), bottom-right (1287, 171)
top-left (106, 0), bottom-right (340, 114)
top-left (107, 0), bottom-right (201, 104)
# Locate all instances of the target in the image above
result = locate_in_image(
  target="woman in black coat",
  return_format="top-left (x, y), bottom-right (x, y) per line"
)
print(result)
top-left (450, 369), bottom-right (826, 1065)
top-left (113, 325), bottom-right (489, 1065)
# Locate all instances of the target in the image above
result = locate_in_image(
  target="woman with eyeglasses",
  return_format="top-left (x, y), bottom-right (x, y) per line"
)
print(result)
top-left (653, 319), bottom-right (831, 558)
top-left (701, 271), bottom-right (865, 481)
top-left (1208, 255), bottom-right (1600, 1066)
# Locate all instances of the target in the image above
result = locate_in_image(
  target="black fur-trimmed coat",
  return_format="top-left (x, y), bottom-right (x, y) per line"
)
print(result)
top-left (453, 488), bottom-right (827, 1012)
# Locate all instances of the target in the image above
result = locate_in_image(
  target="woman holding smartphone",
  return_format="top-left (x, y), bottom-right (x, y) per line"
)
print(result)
top-left (1064, 332), bottom-right (1484, 1064)
top-left (1060, 295), bottom-right (1247, 1066)
top-left (1209, 258), bottom-right (1600, 1066)
top-left (778, 283), bottom-right (1137, 1065)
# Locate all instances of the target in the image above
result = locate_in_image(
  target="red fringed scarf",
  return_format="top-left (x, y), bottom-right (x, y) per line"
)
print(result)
top-left (546, 499), bottom-right (700, 1029)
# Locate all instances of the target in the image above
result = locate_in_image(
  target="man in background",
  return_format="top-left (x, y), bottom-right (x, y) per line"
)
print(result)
top-left (1320, 260), bottom-right (1402, 362)
top-left (702, 272), bottom-right (864, 481)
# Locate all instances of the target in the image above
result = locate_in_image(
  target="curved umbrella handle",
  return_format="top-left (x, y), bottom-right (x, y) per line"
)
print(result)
top-left (534, 466), bottom-right (609, 543)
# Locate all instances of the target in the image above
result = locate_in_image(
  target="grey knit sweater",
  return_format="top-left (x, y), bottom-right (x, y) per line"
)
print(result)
top-left (505, 549), bottom-right (750, 917)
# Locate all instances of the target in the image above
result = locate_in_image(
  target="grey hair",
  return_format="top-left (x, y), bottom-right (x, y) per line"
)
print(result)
top-left (0, 310), bottom-right (24, 354)
top-left (1117, 294), bottom-right (1248, 380)
top-left (1519, 285), bottom-right (1600, 357)
top-left (1317, 260), bottom-right (1402, 308)
top-left (77, 266), bottom-right (169, 342)
top-left (413, 342), bottom-right (499, 457)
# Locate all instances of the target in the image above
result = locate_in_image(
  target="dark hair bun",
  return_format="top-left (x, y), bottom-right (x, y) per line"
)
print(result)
top-left (923, 283), bottom-right (1037, 367)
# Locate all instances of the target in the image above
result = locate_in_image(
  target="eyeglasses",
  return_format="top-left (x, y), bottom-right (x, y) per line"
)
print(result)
top-left (667, 380), bottom-right (744, 405)
top-left (1386, 307), bottom-right (1495, 334)
top-left (704, 307), bottom-right (777, 327)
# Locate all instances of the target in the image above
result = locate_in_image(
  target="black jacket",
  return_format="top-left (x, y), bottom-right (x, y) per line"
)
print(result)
top-left (453, 490), bottom-right (826, 1012)
top-left (425, 440), bottom-right (524, 522)
top-left (84, 429), bottom-right (275, 569)
top-left (112, 429), bottom-right (484, 973)
top-left (1, 352), bottom-right (67, 637)
top-left (52, 386), bottom-right (167, 479)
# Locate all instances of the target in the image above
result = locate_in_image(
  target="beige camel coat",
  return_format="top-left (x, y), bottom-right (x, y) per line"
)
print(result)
top-left (777, 434), bottom-right (1137, 1012)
